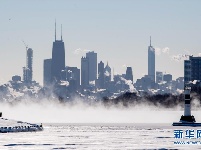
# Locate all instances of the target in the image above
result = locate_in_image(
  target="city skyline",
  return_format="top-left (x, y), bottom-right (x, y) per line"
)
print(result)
top-left (0, 0), bottom-right (201, 85)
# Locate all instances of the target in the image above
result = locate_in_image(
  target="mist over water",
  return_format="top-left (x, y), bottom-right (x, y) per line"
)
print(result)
top-left (1, 98), bottom-right (201, 124)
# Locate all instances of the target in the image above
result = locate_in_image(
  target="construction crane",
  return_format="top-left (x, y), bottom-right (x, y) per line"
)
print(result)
top-left (22, 40), bottom-right (33, 83)
top-left (22, 40), bottom-right (28, 67)
top-left (22, 40), bottom-right (28, 51)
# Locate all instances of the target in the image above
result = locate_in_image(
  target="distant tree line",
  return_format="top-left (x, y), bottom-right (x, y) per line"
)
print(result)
top-left (102, 90), bottom-right (201, 108)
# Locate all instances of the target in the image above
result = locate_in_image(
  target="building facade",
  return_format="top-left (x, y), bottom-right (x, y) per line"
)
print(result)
top-left (98, 61), bottom-right (104, 89)
top-left (27, 48), bottom-right (33, 82)
top-left (44, 59), bottom-right (52, 87)
top-left (104, 62), bottom-right (111, 89)
top-left (86, 51), bottom-right (97, 81)
top-left (51, 22), bottom-right (65, 83)
top-left (12, 75), bottom-right (21, 82)
top-left (81, 57), bottom-right (89, 89)
top-left (125, 67), bottom-right (133, 83)
top-left (184, 56), bottom-right (201, 85)
top-left (156, 71), bottom-right (163, 83)
top-left (163, 74), bottom-right (172, 83)
top-left (23, 48), bottom-right (33, 83)
top-left (66, 66), bottom-right (80, 91)
top-left (148, 37), bottom-right (155, 82)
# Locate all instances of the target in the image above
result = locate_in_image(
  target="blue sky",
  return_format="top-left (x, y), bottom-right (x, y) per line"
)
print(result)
top-left (0, 0), bottom-right (201, 85)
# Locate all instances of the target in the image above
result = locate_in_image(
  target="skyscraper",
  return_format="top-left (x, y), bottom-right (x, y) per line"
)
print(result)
top-left (184, 56), bottom-right (201, 85)
top-left (104, 62), bottom-right (111, 89)
top-left (66, 66), bottom-right (80, 91)
top-left (23, 48), bottom-right (33, 83)
top-left (12, 75), bottom-right (21, 82)
top-left (104, 62), bottom-right (111, 80)
top-left (81, 57), bottom-right (89, 89)
top-left (44, 59), bottom-right (52, 87)
top-left (148, 36), bottom-right (155, 82)
top-left (125, 67), bottom-right (133, 83)
top-left (98, 61), bottom-right (104, 89)
top-left (27, 48), bottom-right (33, 81)
top-left (163, 74), bottom-right (172, 83)
top-left (184, 59), bottom-right (191, 85)
top-left (156, 71), bottom-right (163, 83)
top-left (51, 22), bottom-right (65, 83)
top-left (86, 51), bottom-right (97, 81)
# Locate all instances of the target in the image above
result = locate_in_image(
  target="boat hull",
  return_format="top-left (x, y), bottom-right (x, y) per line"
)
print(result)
top-left (0, 117), bottom-right (43, 133)
top-left (172, 122), bottom-right (201, 127)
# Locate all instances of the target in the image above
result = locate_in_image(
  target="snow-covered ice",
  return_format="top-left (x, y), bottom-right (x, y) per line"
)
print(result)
top-left (0, 123), bottom-right (200, 149)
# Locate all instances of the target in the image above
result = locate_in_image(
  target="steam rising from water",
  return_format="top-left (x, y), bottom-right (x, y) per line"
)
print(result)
top-left (1, 98), bottom-right (201, 124)
top-left (120, 77), bottom-right (137, 93)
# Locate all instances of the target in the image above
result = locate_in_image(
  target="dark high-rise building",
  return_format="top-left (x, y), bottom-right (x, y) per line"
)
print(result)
top-left (51, 22), bottom-right (65, 83)
top-left (86, 51), bottom-right (97, 81)
top-left (12, 75), bottom-right (21, 82)
top-left (98, 61), bottom-right (104, 89)
top-left (156, 71), bottom-right (163, 83)
top-left (27, 48), bottom-right (33, 81)
top-left (176, 77), bottom-right (184, 89)
top-left (125, 67), bottom-right (133, 83)
top-left (184, 56), bottom-right (201, 85)
top-left (81, 57), bottom-right (89, 89)
top-left (148, 36), bottom-right (155, 82)
top-left (66, 66), bottom-right (80, 91)
top-left (23, 67), bottom-right (28, 82)
top-left (23, 48), bottom-right (33, 83)
top-left (135, 75), bottom-right (155, 91)
top-left (104, 62), bottom-right (111, 81)
top-left (184, 59), bottom-right (191, 85)
top-left (104, 62), bottom-right (111, 89)
top-left (44, 59), bottom-right (52, 87)
top-left (163, 74), bottom-right (172, 83)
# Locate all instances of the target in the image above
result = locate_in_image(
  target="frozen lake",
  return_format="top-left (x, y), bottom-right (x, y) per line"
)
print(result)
top-left (1, 123), bottom-right (200, 149)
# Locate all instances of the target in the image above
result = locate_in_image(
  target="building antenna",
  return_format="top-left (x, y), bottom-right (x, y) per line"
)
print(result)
top-left (55, 19), bottom-right (57, 41)
top-left (22, 40), bottom-right (28, 51)
top-left (61, 24), bottom-right (63, 41)
top-left (22, 40), bottom-right (28, 68)
top-left (150, 36), bottom-right (151, 46)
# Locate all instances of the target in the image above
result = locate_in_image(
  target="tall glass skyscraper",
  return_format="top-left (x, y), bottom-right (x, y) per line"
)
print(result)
top-left (156, 71), bottom-right (163, 83)
top-left (125, 67), bottom-right (133, 83)
top-left (51, 22), bottom-right (65, 83)
top-left (86, 51), bottom-right (97, 81)
top-left (44, 59), bottom-right (52, 87)
top-left (81, 57), bottom-right (89, 89)
top-left (184, 56), bottom-right (201, 85)
top-left (98, 61), bottom-right (104, 88)
top-left (23, 48), bottom-right (33, 83)
top-left (148, 36), bottom-right (155, 82)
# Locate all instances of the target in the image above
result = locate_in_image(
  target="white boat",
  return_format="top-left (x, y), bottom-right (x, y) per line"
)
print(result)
top-left (0, 112), bottom-right (43, 133)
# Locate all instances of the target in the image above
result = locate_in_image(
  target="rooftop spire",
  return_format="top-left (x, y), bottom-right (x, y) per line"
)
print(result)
top-left (61, 24), bottom-right (63, 41)
top-left (55, 19), bottom-right (57, 41)
top-left (150, 36), bottom-right (151, 46)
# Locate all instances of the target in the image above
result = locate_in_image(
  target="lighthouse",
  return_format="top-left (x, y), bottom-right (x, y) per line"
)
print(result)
top-left (184, 87), bottom-right (191, 116)
top-left (179, 86), bottom-right (196, 123)
top-left (172, 86), bottom-right (201, 126)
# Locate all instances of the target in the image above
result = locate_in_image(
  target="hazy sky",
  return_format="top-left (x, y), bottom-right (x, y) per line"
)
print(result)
top-left (0, 0), bottom-right (201, 85)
